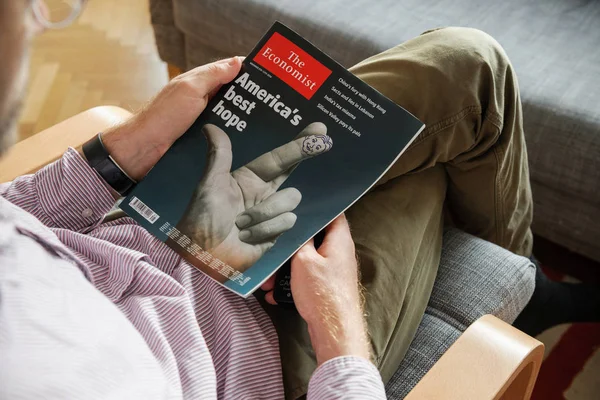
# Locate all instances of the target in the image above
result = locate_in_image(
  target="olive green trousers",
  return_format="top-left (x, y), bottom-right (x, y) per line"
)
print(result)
top-left (258, 27), bottom-right (534, 399)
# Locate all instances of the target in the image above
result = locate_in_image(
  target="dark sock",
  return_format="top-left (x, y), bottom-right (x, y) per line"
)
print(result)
top-left (513, 257), bottom-right (600, 337)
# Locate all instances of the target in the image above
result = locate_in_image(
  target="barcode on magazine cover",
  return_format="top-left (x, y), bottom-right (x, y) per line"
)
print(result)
top-left (129, 197), bottom-right (159, 224)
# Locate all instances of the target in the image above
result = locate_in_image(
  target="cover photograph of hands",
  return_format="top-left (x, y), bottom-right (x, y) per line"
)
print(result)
top-left (2, 1), bottom-right (599, 400)
top-left (173, 123), bottom-right (332, 276)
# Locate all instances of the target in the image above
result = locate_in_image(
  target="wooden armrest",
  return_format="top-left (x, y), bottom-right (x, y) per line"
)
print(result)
top-left (405, 315), bottom-right (544, 400)
top-left (0, 106), bottom-right (132, 183)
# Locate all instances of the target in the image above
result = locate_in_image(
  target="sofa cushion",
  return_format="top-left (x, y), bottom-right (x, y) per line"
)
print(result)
top-left (425, 229), bottom-right (535, 327)
top-left (171, 0), bottom-right (600, 261)
top-left (386, 314), bottom-right (461, 399)
top-left (385, 228), bottom-right (535, 398)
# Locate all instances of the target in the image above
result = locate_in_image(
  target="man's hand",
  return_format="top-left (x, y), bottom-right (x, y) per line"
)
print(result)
top-left (101, 57), bottom-right (243, 181)
top-left (177, 123), bottom-right (333, 271)
top-left (262, 214), bottom-right (371, 365)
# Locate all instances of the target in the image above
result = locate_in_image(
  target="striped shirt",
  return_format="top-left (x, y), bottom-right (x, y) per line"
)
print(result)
top-left (0, 148), bottom-right (386, 399)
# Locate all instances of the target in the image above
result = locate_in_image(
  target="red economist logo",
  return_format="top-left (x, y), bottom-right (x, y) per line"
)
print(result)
top-left (253, 33), bottom-right (332, 100)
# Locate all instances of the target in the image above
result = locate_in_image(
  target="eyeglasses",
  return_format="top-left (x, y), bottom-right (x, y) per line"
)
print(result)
top-left (32, 0), bottom-right (85, 29)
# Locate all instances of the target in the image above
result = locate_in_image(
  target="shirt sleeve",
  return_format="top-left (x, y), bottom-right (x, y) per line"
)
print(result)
top-left (0, 148), bottom-right (116, 232)
top-left (307, 356), bottom-right (386, 399)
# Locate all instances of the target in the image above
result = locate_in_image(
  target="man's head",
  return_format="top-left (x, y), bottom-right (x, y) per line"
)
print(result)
top-left (0, 1), bottom-right (37, 155)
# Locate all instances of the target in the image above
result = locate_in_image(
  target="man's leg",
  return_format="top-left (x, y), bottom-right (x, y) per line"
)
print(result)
top-left (349, 26), bottom-right (532, 383)
top-left (345, 166), bottom-right (447, 383)
top-left (261, 27), bottom-right (533, 398)
top-left (351, 27), bottom-right (532, 256)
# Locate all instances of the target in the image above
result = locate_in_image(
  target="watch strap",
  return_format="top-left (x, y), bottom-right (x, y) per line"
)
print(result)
top-left (82, 133), bottom-right (137, 196)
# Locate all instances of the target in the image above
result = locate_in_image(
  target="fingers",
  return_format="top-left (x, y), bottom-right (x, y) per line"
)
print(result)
top-left (201, 124), bottom-right (233, 182)
top-left (242, 133), bottom-right (333, 183)
top-left (319, 214), bottom-right (354, 256)
top-left (261, 274), bottom-right (276, 291)
top-left (235, 188), bottom-right (302, 229)
top-left (268, 122), bottom-right (330, 188)
top-left (238, 212), bottom-right (297, 244)
top-left (294, 237), bottom-right (316, 259)
top-left (264, 291), bottom-right (277, 305)
top-left (295, 122), bottom-right (327, 138)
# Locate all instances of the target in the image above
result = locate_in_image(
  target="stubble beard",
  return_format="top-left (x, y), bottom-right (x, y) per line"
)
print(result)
top-left (0, 48), bottom-right (29, 157)
top-left (0, 96), bottom-right (22, 156)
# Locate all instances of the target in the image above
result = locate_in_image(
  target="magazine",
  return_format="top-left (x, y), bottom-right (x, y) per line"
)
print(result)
top-left (120, 22), bottom-right (425, 297)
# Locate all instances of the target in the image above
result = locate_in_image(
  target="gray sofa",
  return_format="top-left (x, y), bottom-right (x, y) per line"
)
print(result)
top-left (147, 0), bottom-right (600, 396)
top-left (151, 0), bottom-right (600, 264)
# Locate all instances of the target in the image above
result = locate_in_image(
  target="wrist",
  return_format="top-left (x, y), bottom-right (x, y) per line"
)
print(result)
top-left (101, 117), bottom-right (171, 181)
top-left (307, 311), bottom-right (371, 365)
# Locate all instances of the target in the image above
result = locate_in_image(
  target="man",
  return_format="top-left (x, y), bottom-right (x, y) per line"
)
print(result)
top-left (1, 1), bottom-right (598, 399)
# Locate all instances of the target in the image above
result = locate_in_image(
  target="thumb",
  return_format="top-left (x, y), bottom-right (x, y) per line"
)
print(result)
top-left (292, 237), bottom-right (316, 267)
top-left (318, 214), bottom-right (354, 257)
top-left (201, 124), bottom-right (233, 181)
top-left (192, 57), bottom-right (243, 98)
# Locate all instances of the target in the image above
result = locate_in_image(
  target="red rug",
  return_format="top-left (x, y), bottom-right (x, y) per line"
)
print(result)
top-left (531, 266), bottom-right (600, 400)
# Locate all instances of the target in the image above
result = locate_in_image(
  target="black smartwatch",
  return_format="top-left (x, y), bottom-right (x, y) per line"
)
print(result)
top-left (82, 133), bottom-right (137, 196)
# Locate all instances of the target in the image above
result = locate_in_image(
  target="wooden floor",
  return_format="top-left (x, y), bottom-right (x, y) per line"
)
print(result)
top-left (18, 0), bottom-right (168, 141)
